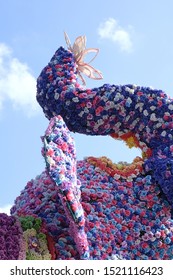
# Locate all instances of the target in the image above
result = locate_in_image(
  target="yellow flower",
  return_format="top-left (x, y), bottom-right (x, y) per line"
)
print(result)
top-left (125, 136), bottom-right (138, 148)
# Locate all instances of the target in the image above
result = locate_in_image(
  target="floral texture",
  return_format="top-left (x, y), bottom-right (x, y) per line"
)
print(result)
top-left (11, 170), bottom-right (81, 260)
top-left (11, 115), bottom-right (173, 260)
top-left (36, 36), bottom-right (173, 208)
top-left (20, 216), bottom-right (52, 260)
top-left (0, 214), bottom-right (25, 260)
top-left (2, 34), bottom-right (173, 260)
top-left (42, 116), bottom-right (89, 259)
top-left (0, 213), bottom-right (54, 260)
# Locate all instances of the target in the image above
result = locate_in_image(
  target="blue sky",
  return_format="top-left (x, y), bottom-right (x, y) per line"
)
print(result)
top-left (1, 0), bottom-right (173, 213)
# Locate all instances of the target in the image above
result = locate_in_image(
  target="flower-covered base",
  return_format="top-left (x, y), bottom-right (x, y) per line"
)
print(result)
top-left (10, 157), bottom-right (173, 260)
top-left (10, 116), bottom-right (173, 260)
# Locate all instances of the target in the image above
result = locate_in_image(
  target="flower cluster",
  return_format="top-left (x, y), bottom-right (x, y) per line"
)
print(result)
top-left (87, 156), bottom-right (143, 181)
top-left (0, 214), bottom-right (25, 260)
top-left (20, 216), bottom-right (52, 260)
top-left (11, 170), bottom-right (81, 260)
top-left (23, 229), bottom-right (50, 260)
top-left (77, 158), bottom-right (173, 260)
top-left (0, 214), bottom-right (54, 260)
top-left (144, 145), bottom-right (173, 208)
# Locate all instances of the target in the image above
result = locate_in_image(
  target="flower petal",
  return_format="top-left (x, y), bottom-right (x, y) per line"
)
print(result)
top-left (78, 64), bottom-right (103, 80)
top-left (73, 35), bottom-right (86, 53)
top-left (64, 32), bottom-right (103, 85)
top-left (64, 32), bottom-right (72, 51)
top-left (81, 48), bottom-right (99, 64)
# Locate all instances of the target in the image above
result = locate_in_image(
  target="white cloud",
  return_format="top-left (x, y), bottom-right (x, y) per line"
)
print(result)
top-left (0, 204), bottom-right (12, 215)
top-left (98, 18), bottom-right (133, 52)
top-left (0, 43), bottom-right (40, 116)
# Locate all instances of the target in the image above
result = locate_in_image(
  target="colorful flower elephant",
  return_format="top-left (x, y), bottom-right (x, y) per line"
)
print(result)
top-left (1, 34), bottom-right (173, 260)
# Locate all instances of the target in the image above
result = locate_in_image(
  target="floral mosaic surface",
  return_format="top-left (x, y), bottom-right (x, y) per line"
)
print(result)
top-left (1, 35), bottom-right (173, 259)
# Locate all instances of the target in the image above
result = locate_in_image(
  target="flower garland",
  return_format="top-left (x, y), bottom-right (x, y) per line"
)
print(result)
top-left (87, 156), bottom-right (144, 181)
top-left (110, 131), bottom-right (152, 159)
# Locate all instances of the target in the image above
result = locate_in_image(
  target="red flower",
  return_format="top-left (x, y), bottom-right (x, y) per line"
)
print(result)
top-left (142, 242), bottom-right (148, 249)
top-left (96, 106), bottom-right (103, 116)
top-left (46, 149), bottom-right (54, 157)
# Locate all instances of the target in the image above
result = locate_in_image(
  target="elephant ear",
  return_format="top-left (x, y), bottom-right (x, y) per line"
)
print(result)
top-left (42, 115), bottom-right (89, 259)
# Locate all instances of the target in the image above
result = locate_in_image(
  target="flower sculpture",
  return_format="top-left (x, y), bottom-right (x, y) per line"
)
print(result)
top-left (36, 33), bottom-right (173, 209)
top-left (1, 33), bottom-right (173, 260)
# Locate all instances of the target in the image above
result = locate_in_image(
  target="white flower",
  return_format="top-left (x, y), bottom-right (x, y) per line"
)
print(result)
top-left (143, 109), bottom-right (148, 116)
top-left (78, 111), bottom-right (84, 117)
top-left (127, 97), bottom-right (132, 103)
top-left (161, 131), bottom-right (167, 137)
top-left (155, 122), bottom-right (162, 128)
top-left (46, 156), bottom-right (55, 166)
top-left (84, 107), bottom-right (89, 113)
top-left (150, 113), bottom-right (157, 121)
top-left (125, 86), bottom-right (134, 94)
top-left (66, 101), bottom-right (70, 106)
top-left (54, 92), bottom-right (59, 100)
top-left (168, 104), bottom-right (173, 110)
top-left (114, 174), bottom-right (120, 180)
top-left (72, 97), bottom-right (79, 102)
top-left (97, 119), bottom-right (104, 125)
top-left (114, 93), bottom-right (122, 101)
top-left (150, 106), bottom-right (156, 111)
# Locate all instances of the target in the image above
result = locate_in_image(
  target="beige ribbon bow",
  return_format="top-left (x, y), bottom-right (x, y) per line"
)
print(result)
top-left (64, 32), bottom-right (103, 85)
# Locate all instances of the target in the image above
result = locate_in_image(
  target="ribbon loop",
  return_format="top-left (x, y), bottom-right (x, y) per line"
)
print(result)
top-left (64, 32), bottom-right (103, 85)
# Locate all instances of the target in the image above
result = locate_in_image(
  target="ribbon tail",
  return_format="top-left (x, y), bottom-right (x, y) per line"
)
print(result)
top-left (78, 64), bottom-right (103, 80)
top-left (64, 31), bottom-right (72, 51)
top-left (73, 35), bottom-right (86, 53)
top-left (82, 48), bottom-right (99, 64)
